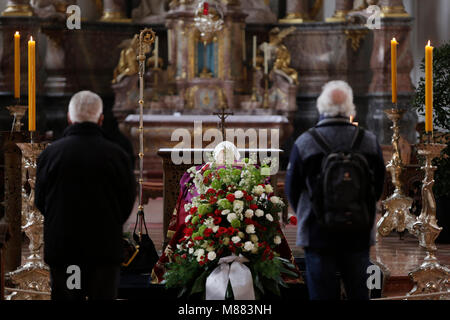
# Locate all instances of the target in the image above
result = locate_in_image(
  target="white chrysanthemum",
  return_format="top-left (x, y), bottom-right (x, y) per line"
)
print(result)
top-left (185, 215), bottom-right (192, 223)
top-left (208, 251), bottom-right (217, 261)
top-left (221, 209), bottom-right (230, 216)
top-left (266, 214), bottom-right (274, 222)
top-left (255, 209), bottom-right (264, 217)
top-left (194, 248), bottom-right (205, 257)
top-left (212, 225), bottom-right (219, 233)
top-left (270, 196), bottom-right (281, 204)
top-left (234, 190), bottom-right (244, 199)
top-left (189, 247), bottom-right (194, 254)
top-left (246, 224), bottom-right (256, 234)
top-left (250, 234), bottom-right (258, 243)
top-left (265, 184), bottom-right (273, 193)
top-left (227, 213), bottom-right (237, 223)
top-left (184, 203), bottom-right (192, 211)
top-left (244, 209), bottom-right (254, 218)
top-left (243, 241), bottom-right (255, 252)
top-left (274, 235), bottom-right (282, 245)
top-left (232, 236), bottom-right (241, 244)
top-left (196, 254), bottom-right (204, 262)
top-left (233, 200), bottom-right (244, 214)
top-left (252, 185), bottom-right (265, 196)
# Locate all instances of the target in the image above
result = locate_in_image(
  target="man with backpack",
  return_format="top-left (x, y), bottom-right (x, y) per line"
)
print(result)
top-left (285, 81), bottom-right (386, 300)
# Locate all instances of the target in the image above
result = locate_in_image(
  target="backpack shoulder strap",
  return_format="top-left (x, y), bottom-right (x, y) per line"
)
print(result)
top-left (309, 128), bottom-right (332, 155)
top-left (350, 127), bottom-right (365, 151)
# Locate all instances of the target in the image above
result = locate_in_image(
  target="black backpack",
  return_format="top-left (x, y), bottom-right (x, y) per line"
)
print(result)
top-left (308, 126), bottom-right (376, 232)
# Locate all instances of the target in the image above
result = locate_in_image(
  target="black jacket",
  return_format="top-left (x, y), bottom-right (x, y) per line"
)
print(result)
top-left (285, 118), bottom-right (386, 250)
top-left (35, 122), bottom-right (136, 266)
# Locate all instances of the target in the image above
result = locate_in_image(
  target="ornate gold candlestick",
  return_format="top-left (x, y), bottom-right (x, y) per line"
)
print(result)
top-left (6, 105), bottom-right (28, 133)
top-left (6, 142), bottom-right (50, 300)
top-left (408, 142), bottom-right (450, 298)
top-left (377, 108), bottom-right (415, 236)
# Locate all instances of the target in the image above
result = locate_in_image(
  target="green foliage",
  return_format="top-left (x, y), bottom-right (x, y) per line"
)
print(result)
top-left (412, 42), bottom-right (450, 198)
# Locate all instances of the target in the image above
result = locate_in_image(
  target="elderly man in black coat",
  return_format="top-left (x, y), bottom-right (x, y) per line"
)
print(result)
top-left (35, 91), bottom-right (136, 300)
top-left (285, 81), bottom-right (386, 300)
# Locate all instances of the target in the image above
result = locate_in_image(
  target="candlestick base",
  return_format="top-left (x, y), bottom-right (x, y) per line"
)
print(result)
top-left (407, 142), bottom-right (449, 299)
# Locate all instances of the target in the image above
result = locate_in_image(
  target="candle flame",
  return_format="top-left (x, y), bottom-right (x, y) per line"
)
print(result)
top-left (427, 40), bottom-right (431, 46)
top-left (392, 37), bottom-right (397, 42)
top-left (15, 31), bottom-right (20, 36)
top-left (30, 36), bottom-right (33, 41)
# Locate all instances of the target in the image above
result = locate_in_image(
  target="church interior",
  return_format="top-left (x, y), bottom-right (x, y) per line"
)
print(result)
top-left (0, 0), bottom-right (449, 301)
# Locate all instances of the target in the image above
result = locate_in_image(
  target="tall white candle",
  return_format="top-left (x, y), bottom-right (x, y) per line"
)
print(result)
top-left (155, 36), bottom-right (159, 69)
top-left (264, 43), bottom-right (268, 74)
top-left (253, 36), bottom-right (257, 68)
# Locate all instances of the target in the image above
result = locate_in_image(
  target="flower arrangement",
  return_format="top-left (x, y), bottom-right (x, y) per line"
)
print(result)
top-left (164, 158), bottom-right (298, 299)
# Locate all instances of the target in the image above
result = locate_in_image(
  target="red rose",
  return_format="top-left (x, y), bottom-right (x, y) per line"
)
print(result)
top-left (199, 260), bottom-right (206, 266)
top-left (289, 215), bottom-right (298, 226)
top-left (217, 190), bottom-right (225, 196)
top-left (190, 207), bottom-right (198, 214)
top-left (244, 218), bottom-right (253, 225)
top-left (226, 194), bottom-right (235, 202)
top-left (242, 190), bottom-right (248, 196)
top-left (209, 196), bottom-right (217, 204)
top-left (250, 204), bottom-right (258, 210)
top-left (245, 195), bottom-right (253, 201)
top-left (194, 236), bottom-right (204, 241)
top-left (227, 227), bottom-right (235, 235)
top-left (206, 188), bottom-right (216, 195)
top-left (203, 178), bottom-right (209, 184)
top-left (218, 227), bottom-right (227, 235)
top-left (214, 209), bottom-right (222, 216)
top-left (213, 217), bottom-right (222, 225)
top-left (181, 254), bottom-right (187, 259)
top-left (184, 228), bottom-right (193, 236)
top-left (203, 228), bottom-right (213, 237)
top-left (200, 194), bottom-right (206, 200)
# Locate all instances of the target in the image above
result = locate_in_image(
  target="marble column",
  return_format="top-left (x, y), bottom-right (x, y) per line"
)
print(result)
top-left (100, 0), bottom-right (129, 22)
top-left (326, 0), bottom-right (353, 22)
top-left (379, 0), bottom-right (409, 17)
top-left (280, 0), bottom-right (310, 23)
top-left (1, 0), bottom-right (33, 16)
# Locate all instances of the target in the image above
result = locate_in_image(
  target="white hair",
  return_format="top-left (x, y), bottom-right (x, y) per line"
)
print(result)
top-left (68, 91), bottom-right (103, 124)
top-left (316, 80), bottom-right (356, 118)
top-left (213, 141), bottom-right (240, 164)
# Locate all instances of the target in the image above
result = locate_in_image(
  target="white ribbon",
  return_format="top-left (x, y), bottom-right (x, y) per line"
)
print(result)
top-left (205, 254), bottom-right (255, 300)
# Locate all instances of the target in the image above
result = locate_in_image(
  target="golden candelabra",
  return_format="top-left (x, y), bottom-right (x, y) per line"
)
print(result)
top-left (407, 142), bottom-right (450, 298)
top-left (377, 108), bottom-right (415, 236)
top-left (6, 105), bottom-right (28, 133)
top-left (6, 142), bottom-right (50, 300)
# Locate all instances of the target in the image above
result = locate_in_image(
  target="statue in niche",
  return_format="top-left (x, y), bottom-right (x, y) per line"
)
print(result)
top-left (260, 27), bottom-right (298, 85)
top-left (112, 34), bottom-right (149, 84)
top-left (240, 0), bottom-right (277, 24)
top-left (132, 0), bottom-right (168, 24)
top-left (30, 0), bottom-right (76, 18)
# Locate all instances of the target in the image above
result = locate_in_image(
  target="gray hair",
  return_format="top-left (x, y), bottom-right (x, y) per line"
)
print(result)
top-left (68, 91), bottom-right (103, 124)
top-left (316, 81), bottom-right (356, 118)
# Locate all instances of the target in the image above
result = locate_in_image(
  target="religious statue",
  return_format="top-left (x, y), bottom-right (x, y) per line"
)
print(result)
top-left (151, 142), bottom-right (302, 284)
top-left (132, 0), bottom-right (168, 24)
top-left (263, 27), bottom-right (299, 85)
top-left (112, 35), bottom-right (142, 84)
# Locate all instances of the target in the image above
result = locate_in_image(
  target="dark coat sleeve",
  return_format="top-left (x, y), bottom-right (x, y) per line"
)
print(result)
top-left (35, 149), bottom-right (50, 217)
top-left (115, 151), bottom-right (137, 225)
top-left (285, 144), bottom-right (304, 213)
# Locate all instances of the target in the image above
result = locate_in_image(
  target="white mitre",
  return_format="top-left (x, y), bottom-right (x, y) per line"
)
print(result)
top-left (213, 141), bottom-right (240, 165)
